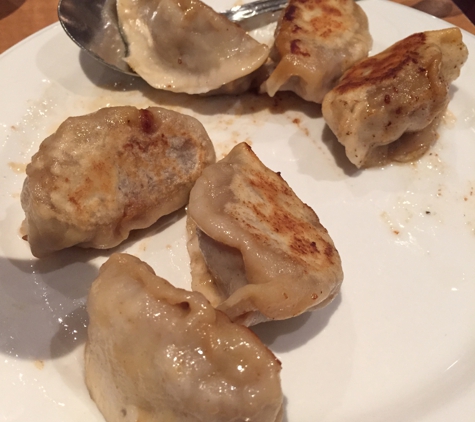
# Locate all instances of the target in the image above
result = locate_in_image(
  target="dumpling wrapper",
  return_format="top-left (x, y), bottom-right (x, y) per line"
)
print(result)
top-left (322, 28), bottom-right (468, 168)
top-left (21, 106), bottom-right (215, 257)
top-left (85, 253), bottom-right (283, 422)
top-left (117, 0), bottom-right (270, 94)
top-left (187, 142), bottom-right (343, 326)
top-left (261, 0), bottom-right (372, 103)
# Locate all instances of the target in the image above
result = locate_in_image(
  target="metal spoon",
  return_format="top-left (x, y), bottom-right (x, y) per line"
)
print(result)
top-left (57, 0), bottom-right (288, 76)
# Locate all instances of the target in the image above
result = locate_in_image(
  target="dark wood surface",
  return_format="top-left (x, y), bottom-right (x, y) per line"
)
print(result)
top-left (1, 0), bottom-right (474, 55)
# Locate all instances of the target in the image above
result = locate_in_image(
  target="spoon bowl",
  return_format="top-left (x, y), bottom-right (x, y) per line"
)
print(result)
top-left (57, 0), bottom-right (288, 76)
top-left (58, 0), bottom-right (135, 75)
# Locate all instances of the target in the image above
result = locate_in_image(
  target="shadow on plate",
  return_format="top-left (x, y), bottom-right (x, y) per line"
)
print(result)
top-left (50, 305), bottom-right (89, 359)
top-left (78, 49), bottom-right (323, 119)
top-left (281, 395), bottom-right (290, 422)
top-left (0, 253), bottom-right (96, 361)
top-left (320, 124), bottom-right (361, 177)
top-left (0, 207), bottom-right (186, 361)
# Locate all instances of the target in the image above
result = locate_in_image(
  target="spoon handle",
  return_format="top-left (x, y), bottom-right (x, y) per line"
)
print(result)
top-left (222, 0), bottom-right (289, 21)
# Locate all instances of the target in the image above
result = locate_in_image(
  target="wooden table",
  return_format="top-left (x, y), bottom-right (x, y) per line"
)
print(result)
top-left (0, 0), bottom-right (474, 54)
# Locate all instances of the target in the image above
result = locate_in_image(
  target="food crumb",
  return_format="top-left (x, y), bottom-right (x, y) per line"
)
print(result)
top-left (34, 360), bottom-right (44, 370)
top-left (8, 162), bottom-right (27, 174)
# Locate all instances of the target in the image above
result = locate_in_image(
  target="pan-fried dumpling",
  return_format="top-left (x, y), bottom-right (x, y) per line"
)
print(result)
top-left (187, 143), bottom-right (343, 326)
top-left (322, 28), bottom-right (468, 168)
top-left (117, 0), bottom-right (270, 94)
top-left (260, 0), bottom-right (372, 103)
top-left (21, 106), bottom-right (215, 257)
top-left (85, 253), bottom-right (283, 422)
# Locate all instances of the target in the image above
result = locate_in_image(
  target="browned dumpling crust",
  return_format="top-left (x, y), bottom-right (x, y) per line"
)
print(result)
top-left (187, 142), bottom-right (343, 326)
top-left (322, 28), bottom-right (468, 168)
top-left (85, 253), bottom-right (283, 422)
top-left (21, 106), bottom-right (215, 257)
top-left (261, 0), bottom-right (372, 103)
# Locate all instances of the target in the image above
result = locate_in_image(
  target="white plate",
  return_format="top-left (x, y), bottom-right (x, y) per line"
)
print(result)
top-left (1, 1), bottom-right (475, 421)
